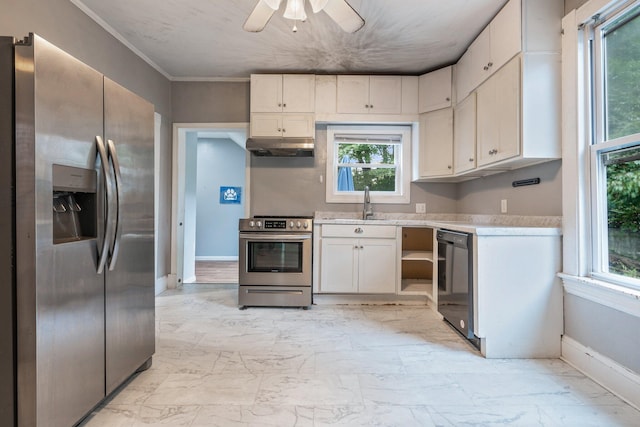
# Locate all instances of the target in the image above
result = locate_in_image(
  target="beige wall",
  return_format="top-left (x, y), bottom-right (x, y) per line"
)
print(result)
top-left (565, 0), bottom-right (591, 14)
top-left (172, 81), bottom-right (250, 123)
top-left (1, 0), bottom-right (174, 279)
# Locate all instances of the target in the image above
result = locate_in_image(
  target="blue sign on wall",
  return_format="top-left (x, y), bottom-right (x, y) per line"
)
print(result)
top-left (220, 186), bottom-right (242, 204)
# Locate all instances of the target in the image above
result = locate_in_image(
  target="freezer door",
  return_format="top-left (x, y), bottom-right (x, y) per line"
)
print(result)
top-left (103, 77), bottom-right (155, 394)
top-left (0, 36), bottom-right (16, 427)
top-left (15, 35), bottom-right (106, 427)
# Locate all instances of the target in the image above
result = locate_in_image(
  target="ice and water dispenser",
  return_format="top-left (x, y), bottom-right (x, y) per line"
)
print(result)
top-left (52, 164), bottom-right (97, 244)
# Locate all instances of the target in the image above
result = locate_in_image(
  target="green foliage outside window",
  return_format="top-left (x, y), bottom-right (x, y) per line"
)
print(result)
top-left (337, 143), bottom-right (397, 191)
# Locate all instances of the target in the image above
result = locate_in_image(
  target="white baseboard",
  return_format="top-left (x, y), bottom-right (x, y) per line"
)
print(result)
top-left (183, 274), bottom-right (197, 284)
top-left (154, 275), bottom-right (169, 296)
top-left (562, 335), bottom-right (640, 411)
top-left (167, 273), bottom-right (178, 289)
top-left (195, 256), bottom-right (239, 261)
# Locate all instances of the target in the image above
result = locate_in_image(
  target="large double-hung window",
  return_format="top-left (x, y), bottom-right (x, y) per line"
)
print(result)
top-left (590, 1), bottom-right (640, 289)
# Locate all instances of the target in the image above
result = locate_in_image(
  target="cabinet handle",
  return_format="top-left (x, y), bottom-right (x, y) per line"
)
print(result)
top-left (469, 158), bottom-right (474, 162)
top-left (489, 149), bottom-right (498, 155)
top-left (355, 227), bottom-right (363, 234)
top-left (483, 65), bottom-right (489, 71)
top-left (283, 103), bottom-right (287, 108)
top-left (370, 104), bottom-right (373, 108)
top-left (487, 62), bottom-right (493, 68)
top-left (446, 97), bottom-right (450, 102)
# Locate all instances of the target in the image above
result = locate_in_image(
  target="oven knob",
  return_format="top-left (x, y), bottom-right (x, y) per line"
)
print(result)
top-left (249, 220), bottom-right (255, 228)
top-left (303, 222), bottom-right (308, 229)
top-left (290, 221), bottom-right (294, 228)
top-left (256, 220), bottom-right (262, 228)
top-left (296, 221), bottom-right (302, 228)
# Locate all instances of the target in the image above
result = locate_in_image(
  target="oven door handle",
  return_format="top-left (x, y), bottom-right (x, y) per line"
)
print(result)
top-left (239, 233), bottom-right (311, 241)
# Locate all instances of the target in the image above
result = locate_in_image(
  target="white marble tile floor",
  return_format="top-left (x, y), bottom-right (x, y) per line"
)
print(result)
top-left (80, 284), bottom-right (640, 426)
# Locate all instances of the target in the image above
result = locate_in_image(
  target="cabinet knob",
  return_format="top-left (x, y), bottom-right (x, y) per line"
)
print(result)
top-left (360, 245), bottom-right (364, 249)
top-left (448, 165), bottom-right (452, 169)
top-left (277, 128), bottom-right (282, 132)
top-left (489, 149), bottom-right (498, 155)
top-left (355, 227), bottom-right (363, 233)
top-left (483, 65), bottom-right (489, 71)
top-left (283, 103), bottom-right (287, 108)
top-left (282, 128), bottom-right (286, 133)
top-left (469, 158), bottom-right (474, 162)
top-left (446, 97), bottom-right (450, 102)
top-left (487, 62), bottom-right (493, 67)
top-left (278, 103), bottom-right (282, 107)
top-left (370, 104), bottom-right (373, 108)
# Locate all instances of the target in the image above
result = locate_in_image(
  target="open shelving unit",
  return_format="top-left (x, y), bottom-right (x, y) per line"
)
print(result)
top-left (399, 227), bottom-right (439, 301)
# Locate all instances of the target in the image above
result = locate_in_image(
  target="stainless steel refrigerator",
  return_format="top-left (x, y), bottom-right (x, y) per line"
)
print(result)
top-left (0, 34), bottom-right (155, 427)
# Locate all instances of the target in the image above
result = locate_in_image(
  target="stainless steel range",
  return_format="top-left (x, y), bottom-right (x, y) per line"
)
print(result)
top-left (238, 216), bottom-right (313, 309)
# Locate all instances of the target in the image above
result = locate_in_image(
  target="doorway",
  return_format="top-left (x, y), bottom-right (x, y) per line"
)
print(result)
top-left (171, 123), bottom-right (250, 288)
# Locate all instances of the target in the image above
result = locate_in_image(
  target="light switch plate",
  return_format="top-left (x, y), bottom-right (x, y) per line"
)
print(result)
top-left (416, 203), bottom-right (426, 213)
top-left (501, 199), bottom-right (508, 213)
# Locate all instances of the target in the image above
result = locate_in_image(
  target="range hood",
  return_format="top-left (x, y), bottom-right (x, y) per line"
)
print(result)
top-left (246, 137), bottom-right (314, 157)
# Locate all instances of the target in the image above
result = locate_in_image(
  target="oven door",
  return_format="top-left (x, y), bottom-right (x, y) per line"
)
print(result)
top-left (239, 233), bottom-right (312, 287)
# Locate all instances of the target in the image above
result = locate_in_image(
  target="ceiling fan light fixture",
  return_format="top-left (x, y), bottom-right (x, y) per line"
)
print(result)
top-left (308, 0), bottom-right (329, 13)
top-left (283, 0), bottom-right (307, 21)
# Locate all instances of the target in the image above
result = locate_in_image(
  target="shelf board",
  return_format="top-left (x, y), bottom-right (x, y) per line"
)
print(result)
top-left (401, 250), bottom-right (435, 262)
top-left (399, 279), bottom-right (433, 300)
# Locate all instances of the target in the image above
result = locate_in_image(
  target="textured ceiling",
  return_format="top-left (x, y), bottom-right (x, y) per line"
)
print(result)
top-left (72, 0), bottom-right (509, 80)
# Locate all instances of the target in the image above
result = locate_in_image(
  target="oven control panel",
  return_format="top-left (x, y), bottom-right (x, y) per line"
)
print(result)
top-left (239, 217), bottom-right (312, 232)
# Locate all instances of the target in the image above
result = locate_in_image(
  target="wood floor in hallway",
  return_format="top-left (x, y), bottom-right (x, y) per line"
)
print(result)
top-left (195, 261), bottom-right (238, 284)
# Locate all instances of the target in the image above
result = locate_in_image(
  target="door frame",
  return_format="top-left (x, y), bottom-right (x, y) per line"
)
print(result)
top-left (170, 122), bottom-right (250, 288)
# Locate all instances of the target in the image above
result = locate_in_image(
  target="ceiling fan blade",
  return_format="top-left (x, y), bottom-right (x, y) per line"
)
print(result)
top-left (322, 0), bottom-right (365, 33)
top-left (243, 0), bottom-right (278, 32)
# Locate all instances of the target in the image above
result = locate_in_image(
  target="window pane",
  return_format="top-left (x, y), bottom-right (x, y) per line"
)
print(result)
top-left (604, 10), bottom-right (640, 140)
top-left (336, 142), bottom-right (398, 192)
top-left (604, 146), bottom-right (640, 278)
top-left (337, 143), bottom-right (396, 165)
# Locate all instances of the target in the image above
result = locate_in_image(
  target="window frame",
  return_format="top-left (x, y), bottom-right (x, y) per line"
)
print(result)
top-left (325, 125), bottom-right (411, 204)
top-left (586, 0), bottom-right (640, 291)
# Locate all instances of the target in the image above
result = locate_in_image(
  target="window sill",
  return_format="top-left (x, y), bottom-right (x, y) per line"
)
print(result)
top-left (559, 273), bottom-right (640, 318)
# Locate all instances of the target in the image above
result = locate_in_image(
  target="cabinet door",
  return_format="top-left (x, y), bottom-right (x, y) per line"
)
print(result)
top-left (251, 74), bottom-right (283, 112)
top-left (477, 57), bottom-right (520, 166)
top-left (282, 74), bottom-right (315, 112)
top-left (320, 238), bottom-right (358, 293)
top-left (281, 114), bottom-right (315, 137)
top-left (490, 0), bottom-right (521, 73)
top-left (358, 238), bottom-right (397, 293)
top-left (250, 113), bottom-right (282, 137)
top-left (369, 76), bottom-right (402, 114)
top-left (418, 67), bottom-right (452, 113)
top-left (453, 93), bottom-right (477, 174)
top-left (472, 28), bottom-right (493, 86)
top-left (419, 108), bottom-right (454, 177)
top-left (336, 75), bottom-right (369, 114)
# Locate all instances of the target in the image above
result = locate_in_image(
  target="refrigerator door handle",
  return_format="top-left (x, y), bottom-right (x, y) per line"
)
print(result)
top-left (107, 139), bottom-right (122, 270)
top-left (96, 135), bottom-right (115, 274)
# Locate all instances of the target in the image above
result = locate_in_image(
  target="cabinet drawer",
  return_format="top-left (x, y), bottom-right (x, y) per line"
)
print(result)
top-left (321, 224), bottom-right (396, 238)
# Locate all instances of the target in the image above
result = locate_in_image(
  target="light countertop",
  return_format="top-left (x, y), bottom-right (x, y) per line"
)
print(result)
top-left (314, 211), bottom-right (562, 236)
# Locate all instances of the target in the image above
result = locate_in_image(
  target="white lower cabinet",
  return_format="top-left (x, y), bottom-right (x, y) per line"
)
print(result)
top-left (319, 225), bottom-right (397, 294)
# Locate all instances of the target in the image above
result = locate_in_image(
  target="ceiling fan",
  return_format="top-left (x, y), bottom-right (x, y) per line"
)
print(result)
top-left (244, 0), bottom-right (365, 33)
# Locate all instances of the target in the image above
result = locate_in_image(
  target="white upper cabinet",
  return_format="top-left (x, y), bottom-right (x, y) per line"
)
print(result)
top-left (250, 113), bottom-right (315, 138)
top-left (251, 74), bottom-right (315, 113)
top-left (455, 0), bottom-right (523, 100)
top-left (337, 75), bottom-right (402, 114)
top-left (418, 66), bottom-right (452, 113)
top-left (418, 108), bottom-right (454, 178)
top-left (453, 93), bottom-right (476, 174)
top-left (476, 57), bottom-right (521, 166)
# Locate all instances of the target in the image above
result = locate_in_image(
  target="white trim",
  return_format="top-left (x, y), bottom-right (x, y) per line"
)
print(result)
top-left (325, 125), bottom-right (412, 204)
top-left (155, 275), bottom-right (168, 296)
top-left (70, 0), bottom-right (172, 80)
top-left (171, 123), bottom-right (250, 288)
top-left (562, 336), bottom-right (640, 411)
top-left (560, 273), bottom-right (640, 317)
top-left (195, 256), bottom-right (239, 262)
top-left (154, 112), bottom-right (161, 289)
top-left (182, 275), bottom-right (197, 284)
top-left (171, 77), bottom-right (250, 83)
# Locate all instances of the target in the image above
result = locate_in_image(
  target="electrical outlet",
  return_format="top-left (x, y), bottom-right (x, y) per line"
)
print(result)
top-left (416, 203), bottom-right (426, 213)
top-left (501, 199), bottom-right (508, 214)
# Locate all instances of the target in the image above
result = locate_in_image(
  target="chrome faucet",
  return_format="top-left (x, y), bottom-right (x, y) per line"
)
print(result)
top-left (363, 185), bottom-right (373, 220)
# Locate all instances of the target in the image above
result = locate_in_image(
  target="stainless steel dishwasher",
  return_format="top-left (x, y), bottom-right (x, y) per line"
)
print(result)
top-left (437, 229), bottom-right (480, 349)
